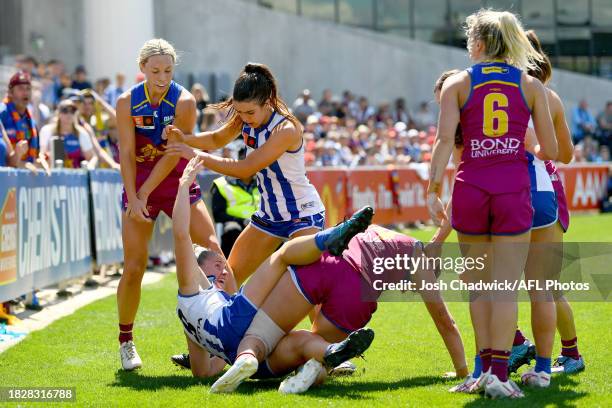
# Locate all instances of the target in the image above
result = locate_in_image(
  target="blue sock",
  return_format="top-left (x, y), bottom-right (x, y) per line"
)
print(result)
top-left (472, 355), bottom-right (482, 378)
top-left (535, 356), bottom-right (551, 374)
top-left (314, 228), bottom-right (334, 251)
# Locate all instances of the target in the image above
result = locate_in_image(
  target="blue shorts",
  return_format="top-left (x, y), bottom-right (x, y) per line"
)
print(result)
top-left (531, 190), bottom-right (558, 229)
top-left (176, 287), bottom-right (257, 364)
top-left (250, 211), bottom-right (325, 239)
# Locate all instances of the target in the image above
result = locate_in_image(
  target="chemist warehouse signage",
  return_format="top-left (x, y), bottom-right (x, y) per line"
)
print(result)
top-left (89, 169), bottom-right (123, 265)
top-left (0, 168), bottom-right (92, 301)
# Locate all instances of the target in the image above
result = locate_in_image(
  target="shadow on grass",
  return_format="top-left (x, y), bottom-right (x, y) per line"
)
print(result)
top-left (462, 375), bottom-right (587, 407)
top-left (111, 371), bottom-right (454, 400)
top-left (111, 370), bottom-right (216, 390)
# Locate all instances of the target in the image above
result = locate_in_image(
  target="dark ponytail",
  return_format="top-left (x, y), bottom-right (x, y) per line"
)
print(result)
top-left (212, 63), bottom-right (302, 130)
top-left (525, 30), bottom-right (552, 85)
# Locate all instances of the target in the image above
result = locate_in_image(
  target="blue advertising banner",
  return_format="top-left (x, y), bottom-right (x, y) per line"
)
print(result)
top-left (89, 170), bottom-right (123, 265)
top-left (0, 168), bottom-right (221, 302)
top-left (147, 171), bottom-right (219, 258)
top-left (0, 169), bottom-right (93, 302)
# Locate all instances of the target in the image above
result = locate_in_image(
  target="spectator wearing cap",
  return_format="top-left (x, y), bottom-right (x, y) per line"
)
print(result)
top-left (305, 115), bottom-right (322, 139)
top-left (0, 72), bottom-right (45, 169)
top-left (293, 89), bottom-right (317, 124)
top-left (572, 99), bottom-right (597, 143)
top-left (71, 65), bottom-right (93, 91)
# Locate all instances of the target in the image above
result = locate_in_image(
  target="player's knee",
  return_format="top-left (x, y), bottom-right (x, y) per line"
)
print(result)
top-left (191, 365), bottom-right (211, 378)
top-left (287, 329), bottom-right (312, 347)
top-left (269, 251), bottom-right (287, 269)
top-left (121, 259), bottom-right (147, 284)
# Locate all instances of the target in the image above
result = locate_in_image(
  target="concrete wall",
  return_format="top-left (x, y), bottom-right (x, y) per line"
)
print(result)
top-left (154, 0), bottom-right (612, 114)
top-left (83, 0), bottom-right (154, 84)
top-left (4, 0), bottom-right (611, 115)
top-left (19, 0), bottom-right (84, 72)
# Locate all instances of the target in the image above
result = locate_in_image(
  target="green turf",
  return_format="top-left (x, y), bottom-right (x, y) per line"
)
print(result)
top-left (1, 214), bottom-right (611, 407)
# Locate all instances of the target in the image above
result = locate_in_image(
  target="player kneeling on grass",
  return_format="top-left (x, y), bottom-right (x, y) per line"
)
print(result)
top-left (172, 157), bottom-right (375, 391)
top-left (209, 223), bottom-right (468, 394)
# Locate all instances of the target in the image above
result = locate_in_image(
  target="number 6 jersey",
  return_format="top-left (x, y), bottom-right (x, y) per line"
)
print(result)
top-left (457, 61), bottom-right (531, 194)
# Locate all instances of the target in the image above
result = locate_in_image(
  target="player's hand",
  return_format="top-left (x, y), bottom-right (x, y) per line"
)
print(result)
top-left (164, 124), bottom-right (185, 143)
top-left (427, 193), bottom-right (448, 227)
top-left (23, 161), bottom-right (40, 175)
top-left (165, 142), bottom-right (196, 160)
top-left (127, 194), bottom-right (151, 223)
top-left (15, 140), bottom-right (29, 158)
top-left (179, 157), bottom-right (204, 186)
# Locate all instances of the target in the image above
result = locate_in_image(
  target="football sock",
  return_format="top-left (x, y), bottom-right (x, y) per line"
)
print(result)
top-left (472, 355), bottom-right (483, 378)
top-left (119, 323), bottom-right (133, 344)
top-left (479, 348), bottom-right (492, 373)
top-left (561, 337), bottom-right (580, 360)
top-left (490, 350), bottom-right (510, 382)
top-left (535, 356), bottom-right (552, 374)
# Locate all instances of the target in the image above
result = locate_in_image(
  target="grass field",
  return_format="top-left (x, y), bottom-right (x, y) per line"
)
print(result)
top-left (1, 214), bottom-right (611, 407)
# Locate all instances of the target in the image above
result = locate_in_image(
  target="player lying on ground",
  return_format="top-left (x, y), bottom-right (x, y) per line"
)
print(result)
top-left (172, 157), bottom-right (375, 391)
top-left (209, 223), bottom-right (468, 394)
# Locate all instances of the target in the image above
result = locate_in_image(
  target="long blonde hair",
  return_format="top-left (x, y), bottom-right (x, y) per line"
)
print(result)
top-left (465, 9), bottom-right (543, 72)
top-left (137, 38), bottom-right (178, 66)
top-left (53, 100), bottom-right (85, 137)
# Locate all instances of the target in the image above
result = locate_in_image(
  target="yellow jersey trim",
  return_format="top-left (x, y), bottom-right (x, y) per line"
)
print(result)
top-left (473, 80), bottom-right (519, 90)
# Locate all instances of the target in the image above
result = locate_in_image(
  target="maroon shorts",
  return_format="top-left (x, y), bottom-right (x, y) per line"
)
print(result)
top-left (452, 181), bottom-right (533, 235)
top-left (551, 176), bottom-right (569, 232)
top-left (289, 252), bottom-right (377, 333)
top-left (122, 167), bottom-right (201, 220)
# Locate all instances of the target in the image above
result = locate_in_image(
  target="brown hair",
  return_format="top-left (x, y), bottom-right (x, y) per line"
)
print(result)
top-left (525, 30), bottom-right (552, 84)
top-left (434, 69), bottom-right (461, 94)
top-left (434, 69), bottom-right (463, 147)
top-left (193, 244), bottom-right (219, 266)
top-left (212, 63), bottom-right (301, 129)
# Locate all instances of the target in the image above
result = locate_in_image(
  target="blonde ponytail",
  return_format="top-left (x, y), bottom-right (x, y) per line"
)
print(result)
top-left (466, 9), bottom-right (544, 72)
top-left (497, 12), bottom-right (543, 71)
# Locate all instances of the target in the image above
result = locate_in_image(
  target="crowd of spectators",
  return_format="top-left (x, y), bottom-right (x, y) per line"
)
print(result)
top-left (2, 54), bottom-right (611, 174)
top-left (0, 55), bottom-right (126, 173)
top-left (571, 99), bottom-right (612, 163)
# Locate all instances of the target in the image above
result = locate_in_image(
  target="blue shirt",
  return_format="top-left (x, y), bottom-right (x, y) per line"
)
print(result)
top-left (572, 106), bottom-right (596, 140)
